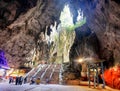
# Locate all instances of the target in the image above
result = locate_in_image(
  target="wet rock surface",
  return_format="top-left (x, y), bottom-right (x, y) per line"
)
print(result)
top-left (0, 0), bottom-right (120, 70)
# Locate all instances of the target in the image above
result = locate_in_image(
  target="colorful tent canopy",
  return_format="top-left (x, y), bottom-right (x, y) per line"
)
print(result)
top-left (0, 50), bottom-right (10, 70)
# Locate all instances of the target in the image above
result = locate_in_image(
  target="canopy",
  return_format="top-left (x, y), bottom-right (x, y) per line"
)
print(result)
top-left (0, 57), bottom-right (10, 70)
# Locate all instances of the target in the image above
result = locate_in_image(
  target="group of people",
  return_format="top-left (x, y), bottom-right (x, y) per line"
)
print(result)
top-left (9, 76), bottom-right (49, 85)
top-left (15, 76), bottom-right (23, 85)
top-left (30, 77), bottom-right (50, 85)
top-left (9, 76), bottom-right (27, 85)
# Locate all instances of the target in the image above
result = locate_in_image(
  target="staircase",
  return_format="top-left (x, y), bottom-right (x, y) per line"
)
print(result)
top-left (25, 64), bottom-right (42, 82)
top-left (40, 64), bottom-right (54, 83)
top-left (49, 64), bottom-right (61, 84)
top-left (25, 64), bottom-right (61, 84)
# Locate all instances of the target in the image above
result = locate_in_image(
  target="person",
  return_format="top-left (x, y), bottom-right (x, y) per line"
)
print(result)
top-left (30, 77), bottom-right (35, 85)
top-left (24, 76), bottom-right (27, 84)
top-left (19, 76), bottom-right (23, 85)
top-left (15, 76), bottom-right (19, 85)
top-left (9, 76), bottom-right (13, 84)
top-left (46, 78), bottom-right (49, 84)
top-left (35, 77), bottom-right (40, 85)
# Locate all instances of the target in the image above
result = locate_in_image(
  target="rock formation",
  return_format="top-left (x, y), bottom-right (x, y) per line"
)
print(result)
top-left (0, 0), bottom-right (120, 82)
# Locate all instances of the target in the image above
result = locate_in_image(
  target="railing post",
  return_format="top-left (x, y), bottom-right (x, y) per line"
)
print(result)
top-left (101, 62), bottom-right (105, 88)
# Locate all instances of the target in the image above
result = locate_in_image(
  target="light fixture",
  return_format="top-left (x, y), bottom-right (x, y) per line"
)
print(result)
top-left (78, 58), bottom-right (84, 63)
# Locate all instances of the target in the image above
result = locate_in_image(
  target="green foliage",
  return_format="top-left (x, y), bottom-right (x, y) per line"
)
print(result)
top-left (60, 5), bottom-right (86, 32)
top-left (66, 18), bottom-right (86, 32)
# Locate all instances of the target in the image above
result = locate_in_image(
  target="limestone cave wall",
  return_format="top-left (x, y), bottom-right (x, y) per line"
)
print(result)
top-left (0, 0), bottom-right (120, 69)
top-left (69, 0), bottom-right (120, 67)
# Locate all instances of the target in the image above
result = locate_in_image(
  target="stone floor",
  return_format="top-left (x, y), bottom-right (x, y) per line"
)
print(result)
top-left (0, 82), bottom-right (120, 91)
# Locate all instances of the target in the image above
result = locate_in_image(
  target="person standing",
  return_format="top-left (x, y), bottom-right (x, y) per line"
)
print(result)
top-left (15, 76), bottom-right (19, 85)
top-left (9, 76), bottom-right (13, 84)
top-left (24, 76), bottom-right (27, 84)
top-left (19, 76), bottom-right (23, 85)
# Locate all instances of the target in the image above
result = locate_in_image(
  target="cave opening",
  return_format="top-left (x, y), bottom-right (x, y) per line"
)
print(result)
top-left (46, 4), bottom-right (86, 64)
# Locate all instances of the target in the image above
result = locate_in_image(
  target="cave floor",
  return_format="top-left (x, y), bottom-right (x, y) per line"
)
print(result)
top-left (0, 82), bottom-right (119, 91)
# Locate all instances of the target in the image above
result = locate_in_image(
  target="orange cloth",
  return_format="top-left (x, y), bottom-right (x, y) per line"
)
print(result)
top-left (104, 66), bottom-right (120, 89)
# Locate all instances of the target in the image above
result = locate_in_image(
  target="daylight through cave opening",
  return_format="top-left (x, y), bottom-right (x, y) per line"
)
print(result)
top-left (46, 4), bottom-right (86, 63)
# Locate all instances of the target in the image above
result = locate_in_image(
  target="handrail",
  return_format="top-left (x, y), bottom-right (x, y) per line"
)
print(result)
top-left (24, 68), bottom-right (35, 78)
top-left (33, 64), bottom-right (42, 77)
top-left (24, 64), bottom-right (41, 78)
top-left (49, 64), bottom-right (56, 80)
top-left (40, 64), bottom-right (51, 79)
top-left (59, 64), bottom-right (63, 84)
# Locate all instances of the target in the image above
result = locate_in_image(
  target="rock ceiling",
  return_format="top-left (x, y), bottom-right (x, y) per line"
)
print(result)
top-left (0, 0), bottom-right (120, 68)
